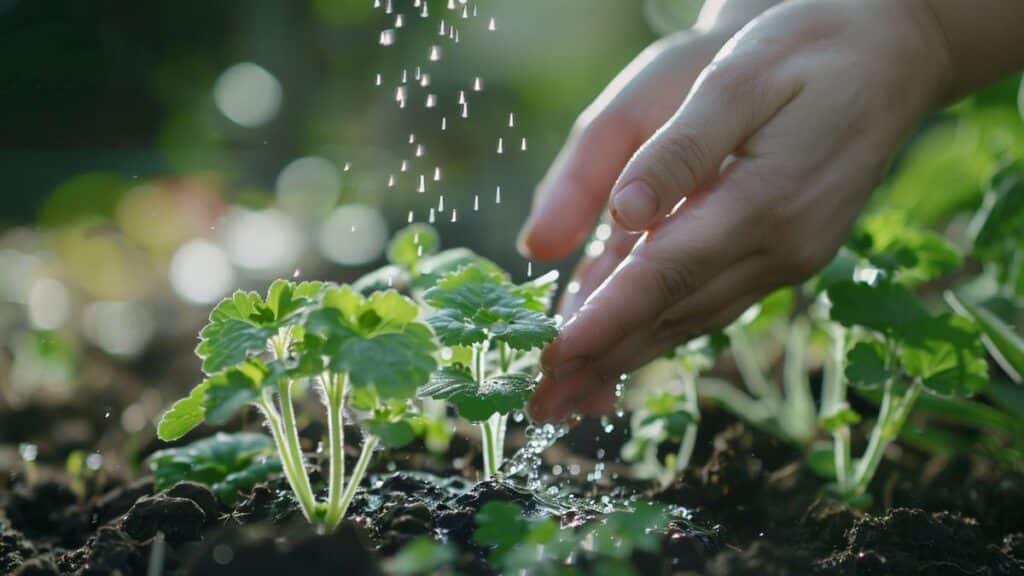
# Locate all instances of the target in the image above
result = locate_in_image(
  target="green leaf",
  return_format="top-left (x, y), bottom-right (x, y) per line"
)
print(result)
top-left (815, 247), bottom-right (859, 292)
top-left (418, 365), bottom-right (534, 421)
top-left (947, 290), bottom-right (1024, 383)
top-left (196, 281), bottom-right (322, 374)
top-left (383, 537), bottom-right (455, 576)
top-left (587, 503), bottom-right (667, 558)
top-left (365, 418), bottom-right (416, 448)
top-left (853, 212), bottom-right (961, 285)
top-left (473, 501), bottom-right (529, 563)
top-left (969, 162), bottom-right (1024, 263)
top-left (412, 248), bottom-right (505, 291)
top-left (352, 264), bottom-right (409, 295)
top-left (511, 270), bottom-right (560, 312)
top-left (387, 223), bottom-right (440, 270)
top-left (845, 341), bottom-right (894, 390)
top-left (307, 287), bottom-right (437, 400)
top-left (424, 264), bottom-right (557, 350)
top-left (146, 432), bottom-right (280, 504)
top-left (157, 359), bottom-right (276, 441)
top-left (806, 443), bottom-right (837, 480)
top-left (819, 407), bottom-right (861, 432)
top-left (827, 280), bottom-right (929, 338)
top-left (900, 314), bottom-right (988, 396)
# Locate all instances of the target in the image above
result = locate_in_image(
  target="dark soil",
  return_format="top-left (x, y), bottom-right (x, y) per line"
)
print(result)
top-left (2, 409), bottom-right (1024, 575)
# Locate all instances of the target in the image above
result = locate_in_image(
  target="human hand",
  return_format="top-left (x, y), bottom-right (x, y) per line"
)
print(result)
top-left (526, 0), bottom-right (952, 421)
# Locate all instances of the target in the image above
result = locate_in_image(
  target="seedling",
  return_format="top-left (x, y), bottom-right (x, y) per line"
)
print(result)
top-left (696, 289), bottom-right (818, 448)
top-left (623, 334), bottom-right (726, 486)
top-left (145, 432), bottom-right (281, 505)
top-left (819, 216), bottom-right (986, 498)
top-left (156, 280), bottom-right (437, 530)
top-left (418, 263), bottom-right (558, 479)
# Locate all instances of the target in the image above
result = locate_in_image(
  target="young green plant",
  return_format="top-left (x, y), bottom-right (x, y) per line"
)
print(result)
top-left (156, 280), bottom-right (437, 530)
top-left (819, 215), bottom-right (985, 498)
top-left (418, 263), bottom-right (558, 479)
top-left (623, 334), bottom-right (726, 486)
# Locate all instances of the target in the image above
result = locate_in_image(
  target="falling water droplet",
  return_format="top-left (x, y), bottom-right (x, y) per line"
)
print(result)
top-left (521, 137), bottom-right (528, 151)
top-left (458, 90), bottom-right (466, 104)
top-left (439, 19), bottom-right (446, 35)
top-left (508, 112), bottom-right (516, 127)
top-left (488, 17), bottom-right (497, 31)
top-left (433, 167), bottom-right (442, 181)
top-left (429, 45), bottom-right (442, 61)
top-left (379, 29), bottom-right (395, 46)
top-left (527, 261), bottom-right (533, 277)
top-left (428, 208), bottom-right (436, 223)
top-left (497, 137), bottom-right (504, 154)
top-left (407, 210), bottom-right (414, 223)
top-left (375, 73), bottom-right (382, 86)
top-left (425, 93), bottom-right (436, 108)
top-left (473, 76), bottom-right (483, 91)
top-left (473, 195), bottom-right (479, 211)
top-left (394, 85), bottom-right (407, 102)
top-left (447, 0), bottom-right (455, 8)
top-left (451, 209), bottom-right (458, 223)
top-left (408, 133), bottom-right (415, 144)
top-left (415, 144), bottom-right (424, 157)
top-left (384, 0), bottom-right (392, 14)
top-left (343, 162), bottom-right (351, 172)
top-left (417, 174), bottom-right (426, 193)
top-left (395, 13), bottom-right (404, 27)
top-left (461, 102), bottom-right (469, 118)
top-left (420, 73), bottom-right (431, 87)
top-left (441, 116), bottom-right (447, 130)
top-left (387, 174), bottom-right (396, 188)
top-left (420, 1), bottom-right (428, 17)
top-left (495, 185), bottom-right (502, 204)
top-left (438, 195), bottom-right (445, 211)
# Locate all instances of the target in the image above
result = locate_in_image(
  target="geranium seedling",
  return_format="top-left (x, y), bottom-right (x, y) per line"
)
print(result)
top-left (146, 432), bottom-right (280, 505)
top-left (418, 263), bottom-right (557, 479)
top-left (157, 280), bottom-right (437, 530)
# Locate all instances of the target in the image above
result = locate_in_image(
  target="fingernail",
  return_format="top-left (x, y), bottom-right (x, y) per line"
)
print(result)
top-left (611, 181), bottom-right (658, 230)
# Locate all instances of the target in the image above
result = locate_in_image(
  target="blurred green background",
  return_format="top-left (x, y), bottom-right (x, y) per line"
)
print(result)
top-left (0, 0), bottom-right (1021, 416)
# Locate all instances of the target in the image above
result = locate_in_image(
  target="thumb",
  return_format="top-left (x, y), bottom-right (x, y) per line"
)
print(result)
top-left (608, 56), bottom-right (801, 231)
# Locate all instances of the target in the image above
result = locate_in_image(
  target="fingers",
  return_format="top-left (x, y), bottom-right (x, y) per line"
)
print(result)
top-left (528, 176), bottom-right (765, 421)
top-left (557, 220), bottom-right (638, 317)
top-left (518, 115), bottom-right (644, 261)
top-left (530, 252), bottom-right (771, 422)
top-left (519, 33), bottom-right (729, 261)
top-left (608, 53), bottom-right (803, 231)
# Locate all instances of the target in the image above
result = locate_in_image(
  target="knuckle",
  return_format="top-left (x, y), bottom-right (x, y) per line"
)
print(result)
top-left (647, 256), bottom-right (698, 305)
top-left (658, 129), bottom-right (712, 192)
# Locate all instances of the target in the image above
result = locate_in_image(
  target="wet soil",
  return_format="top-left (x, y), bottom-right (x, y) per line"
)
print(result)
top-left (2, 409), bottom-right (1023, 575)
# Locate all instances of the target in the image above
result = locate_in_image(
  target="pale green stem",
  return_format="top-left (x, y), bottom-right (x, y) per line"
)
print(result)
top-left (822, 325), bottom-right (852, 493)
top-left (850, 378), bottom-right (922, 496)
top-left (277, 379), bottom-right (316, 517)
top-left (326, 435), bottom-right (379, 531)
top-left (698, 378), bottom-right (774, 430)
top-left (673, 369), bottom-right (700, 476)
top-left (323, 373), bottom-right (347, 528)
top-left (728, 327), bottom-right (778, 403)
top-left (481, 419), bottom-right (498, 480)
top-left (782, 320), bottom-right (815, 443)
top-left (258, 394), bottom-right (318, 521)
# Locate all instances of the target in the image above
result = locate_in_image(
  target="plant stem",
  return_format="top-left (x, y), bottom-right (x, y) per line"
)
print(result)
top-left (823, 325), bottom-right (852, 492)
top-left (326, 435), bottom-right (379, 531)
top-left (782, 320), bottom-right (815, 443)
top-left (673, 370), bottom-right (700, 476)
top-left (728, 326), bottom-right (778, 404)
top-left (323, 373), bottom-right (347, 529)
top-left (850, 378), bottom-right (922, 496)
top-left (258, 393), bottom-right (318, 521)
top-left (277, 379), bottom-right (317, 516)
top-left (480, 418), bottom-right (498, 480)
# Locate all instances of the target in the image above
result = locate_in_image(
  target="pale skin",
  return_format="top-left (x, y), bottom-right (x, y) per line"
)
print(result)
top-left (521, 0), bottom-right (1024, 422)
